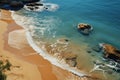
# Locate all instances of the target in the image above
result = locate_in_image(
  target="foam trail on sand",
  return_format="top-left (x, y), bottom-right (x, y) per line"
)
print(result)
top-left (11, 11), bottom-right (87, 77)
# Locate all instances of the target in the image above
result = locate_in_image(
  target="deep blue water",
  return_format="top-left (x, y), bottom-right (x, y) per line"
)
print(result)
top-left (14, 0), bottom-right (120, 79)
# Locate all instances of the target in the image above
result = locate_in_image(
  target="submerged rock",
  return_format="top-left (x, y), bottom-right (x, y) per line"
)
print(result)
top-left (87, 50), bottom-right (92, 53)
top-left (77, 23), bottom-right (93, 35)
top-left (101, 43), bottom-right (120, 61)
top-left (62, 53), bottom-right (77, 67)
top-left (57, 38), bottom-right (69, 44)
top-left (92, 45), bottom-right (102, 52)
top-left (66, 59), bottom-right (77, 67)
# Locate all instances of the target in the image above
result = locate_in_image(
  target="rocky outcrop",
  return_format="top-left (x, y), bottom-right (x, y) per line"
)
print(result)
top-left (78, 23), bottom-right (93, 35)
top-left (101, 43), bottom-right (120, 62)
top-left (0, 0), bottom-right (40, 10)
top-left (92, 45), bottom-right (102, 52)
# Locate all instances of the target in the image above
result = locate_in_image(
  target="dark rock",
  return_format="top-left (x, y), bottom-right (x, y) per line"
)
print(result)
top-left (26, 2), bottom-right (43, 6)
top-left (0, 0), bottom-right (10, 4)
top-left (57, 38), bottom-right (69, 44)
top-left (87, 50), bottom-right (92, 53)
top-left (101, 44), bottom-right (120, 62)
top-left (29, 7), bottom-right (34, 10)
top-left (0, 0), bottom-right (40, 11)
top-left (25, 2), bottom-right (44, 11)
top-left (23, 0), bottom-right (40, 3)
top-left (77, 23), bottom-right (93, 35)
top-left (45, 7), bottom-right (48, 10)
top-left (35, 6), bottom-right (39, 9)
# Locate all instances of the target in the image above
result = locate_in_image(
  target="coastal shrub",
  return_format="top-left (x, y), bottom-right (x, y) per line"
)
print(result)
top-left (0, 60), bottom-right (3, 65)
top-left (0, 72), bottom-right (6, 80)
top-left (0, 60), bottom-right (12, 80)
top-left (4, 60), bottom-right (12, 70)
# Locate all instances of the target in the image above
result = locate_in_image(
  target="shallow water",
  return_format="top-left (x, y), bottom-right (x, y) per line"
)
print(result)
top-left (12, 0), bottom-right (120, 80)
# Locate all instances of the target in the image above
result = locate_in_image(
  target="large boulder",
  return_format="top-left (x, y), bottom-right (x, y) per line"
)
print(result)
top-left (0, 0), bottom-right (40, 10)
top-left (101, 43), bottom-right (120, 61)
top-left (77, 23), bottom-right (93, 35)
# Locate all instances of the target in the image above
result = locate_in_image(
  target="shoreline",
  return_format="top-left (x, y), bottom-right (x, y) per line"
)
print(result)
top-left (0, 9), bottom-right (96, 80)
top-left (11, 9), bottom-right (89, 77)
top-left (0, 9), bottom-right (87, 80)
top-left (0, 9), bottom-right (57, 80)
top-left (0, 11), bottom-right (42, 80)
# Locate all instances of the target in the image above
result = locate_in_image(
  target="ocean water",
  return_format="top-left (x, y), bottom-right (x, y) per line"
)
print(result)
top-left (12, 0), bottom-right (120, 80)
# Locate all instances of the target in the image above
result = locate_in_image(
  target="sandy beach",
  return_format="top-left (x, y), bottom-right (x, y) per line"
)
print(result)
top-left (0, 9), bottom-right (89, 80)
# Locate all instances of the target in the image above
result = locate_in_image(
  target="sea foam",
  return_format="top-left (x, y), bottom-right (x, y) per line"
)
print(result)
top-left (11, 11), bottom-right (87, 77)
top-left (24, 2), bottom-right (59, 12)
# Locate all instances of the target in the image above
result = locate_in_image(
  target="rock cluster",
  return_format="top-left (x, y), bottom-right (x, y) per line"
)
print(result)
top-left (0, 0), bottom-right (40, 10)
top-left (24, 2), bottom-right (44, 11)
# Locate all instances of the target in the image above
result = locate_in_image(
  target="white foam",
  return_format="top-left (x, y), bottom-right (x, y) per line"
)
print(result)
top-left (24, 2), bottom-right (59, 12)
top-left (44, 3), bottom-right (59, 12)
top-left (11, 11), bottom-right (87, 77)
top-left (11, 11), bottom-right (31, 29)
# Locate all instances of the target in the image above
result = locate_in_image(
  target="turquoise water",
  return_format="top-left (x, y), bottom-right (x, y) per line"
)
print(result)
top-left (24, 0), bottom-right (120, 48)
top-left (14, 0), bottom-right (120, 80)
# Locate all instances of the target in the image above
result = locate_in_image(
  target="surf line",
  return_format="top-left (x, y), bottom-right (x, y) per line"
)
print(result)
top-left (25, 29), bottom-right (88, 77)
top-left (11, 10), bottom-right (90, 78)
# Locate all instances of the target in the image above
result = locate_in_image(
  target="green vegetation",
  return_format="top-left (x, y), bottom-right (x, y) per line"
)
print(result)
top-left (0, 60), bottom-right (12, 80)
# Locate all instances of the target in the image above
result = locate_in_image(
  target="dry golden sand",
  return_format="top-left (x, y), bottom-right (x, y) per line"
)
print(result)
top-left (0, 9), bottom-right (89, 80)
